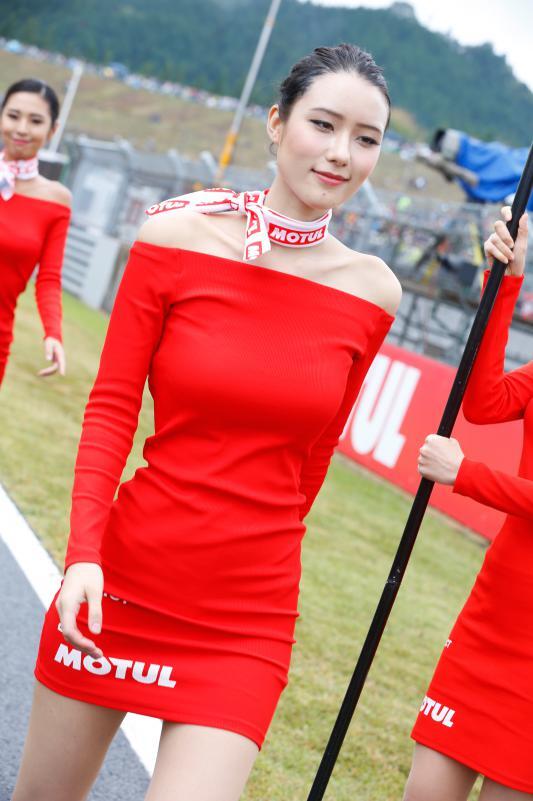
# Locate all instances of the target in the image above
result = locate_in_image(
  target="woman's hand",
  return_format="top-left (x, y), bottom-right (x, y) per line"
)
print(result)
top-left (418, 434), bottom-right (464, 485)
top-left (56, 562), bottom-right (104, 659)
top-left (484, 205), bottom-right (529, 277)
top-left (38, 337), bottom-right (66, 378)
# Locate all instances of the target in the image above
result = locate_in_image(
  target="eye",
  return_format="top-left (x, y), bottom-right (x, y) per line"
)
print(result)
top-left (357, 135), bottom-right (380, 147)
top-left (31, 118), bottom-right (44, 125)
top-left (310, 119), bottom-right (333, 131)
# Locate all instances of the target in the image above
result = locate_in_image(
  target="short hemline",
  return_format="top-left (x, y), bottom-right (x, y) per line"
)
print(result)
top-left (35, 668), bottom-right (264, 749)
top-left (411, 732), bottom-right (533, 794)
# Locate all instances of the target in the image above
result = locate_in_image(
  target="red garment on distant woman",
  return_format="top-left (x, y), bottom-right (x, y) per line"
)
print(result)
top-left (412, 272), bottom-right (533, 791)
top-left (35, 243), bottom-right (393, 746)
top-left (0, 193), bottom-right (70, 384)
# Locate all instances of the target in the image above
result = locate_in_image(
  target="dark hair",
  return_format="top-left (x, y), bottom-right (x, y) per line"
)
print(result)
top-left (278, 43), bottom-right (391, 128)
top-left (1, 78), bottom-right (60, 127)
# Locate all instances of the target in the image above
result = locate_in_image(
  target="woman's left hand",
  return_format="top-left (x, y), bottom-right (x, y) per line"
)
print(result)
top-left (418, 434), bottom-right (464, 485)
top-left (38, 337), bottom-right (66, 378)
top-left (485, 206), bottom-right (528, 277)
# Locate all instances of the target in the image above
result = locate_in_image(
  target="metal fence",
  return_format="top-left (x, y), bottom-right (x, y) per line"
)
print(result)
top-left (59, 134), bottom-right (533, 371)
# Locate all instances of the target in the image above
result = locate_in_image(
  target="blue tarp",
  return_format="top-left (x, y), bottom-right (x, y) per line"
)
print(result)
top-left (455, 133), bottom-right (533, 210)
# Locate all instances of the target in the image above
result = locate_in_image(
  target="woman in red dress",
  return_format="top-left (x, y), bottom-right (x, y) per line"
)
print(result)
top-left (404, 206), bottom-right (531, 800)
top-left (13, 45), bottom-right (401, 801)
top-left (0, 78), bottom-right (71, 387)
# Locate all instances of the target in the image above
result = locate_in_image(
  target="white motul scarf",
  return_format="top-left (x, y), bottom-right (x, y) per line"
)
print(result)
top-left (0, 151), bottom-right (39, 201)
top-left (146, 188), bottom-right (332, 261)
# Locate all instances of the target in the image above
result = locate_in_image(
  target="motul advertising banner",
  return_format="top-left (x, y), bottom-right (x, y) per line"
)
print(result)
top-left (339, 342), bottom-right (523, 541)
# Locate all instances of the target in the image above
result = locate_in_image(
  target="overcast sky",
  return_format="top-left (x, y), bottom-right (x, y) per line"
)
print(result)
top-left (303, 0), bottom-right (533, 92)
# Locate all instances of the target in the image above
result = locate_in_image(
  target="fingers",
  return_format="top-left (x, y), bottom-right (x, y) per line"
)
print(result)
top-left (87, 586), bottom-right (103, 636)
top-left (38, 339), bottom-right (66, 378)
top-left (56, 591), bottom-right (103, 660)
top-left (55, 342), bottom-right (67, 376)
top-left (37, 362), bottom-right (59, 378)
top-left (44, 338), bottom-right (54, 362)
top-left (514, 212), bottom-right (529, 265)
top-left (485, 228), bottom-right (513, 265)
top-left (501, 205), bottom-right (512, 222)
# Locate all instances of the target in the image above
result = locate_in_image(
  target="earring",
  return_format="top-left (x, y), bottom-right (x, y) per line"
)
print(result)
top-left (269, 142), bottom-right (278, 157)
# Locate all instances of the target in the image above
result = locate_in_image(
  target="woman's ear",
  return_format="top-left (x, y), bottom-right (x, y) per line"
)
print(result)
top-left (46, 120), bottom-right (58, 144)
top-left (266, 104), bottom-right (282, 147)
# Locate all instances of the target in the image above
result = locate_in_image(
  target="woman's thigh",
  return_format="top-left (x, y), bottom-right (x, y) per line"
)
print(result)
top-left (146, 722), bottom-right (260, 801)
top-left (479, 778), bottom-right (533, 801)
top-left (12, 680), bottom-right (126, 801)
top-left (403, 743), bottom-right (478, 801)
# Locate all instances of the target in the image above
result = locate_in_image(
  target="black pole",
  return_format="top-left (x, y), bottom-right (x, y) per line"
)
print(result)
top-left (307, 142), bottom-right (533, 801)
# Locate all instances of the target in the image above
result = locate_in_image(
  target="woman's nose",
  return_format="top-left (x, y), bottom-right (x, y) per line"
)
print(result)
top-left (326, 134), bottom-right (350, 165)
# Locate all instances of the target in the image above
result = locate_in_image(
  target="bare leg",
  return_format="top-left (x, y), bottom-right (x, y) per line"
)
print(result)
top-left (403, 743), bottom-right (478, 801)
top-left (12, 680), bottom-right (126, 801)
top-left (145, 722), bottom-right (259, 801)
top-left (479, 778), bottom-right (533, 801)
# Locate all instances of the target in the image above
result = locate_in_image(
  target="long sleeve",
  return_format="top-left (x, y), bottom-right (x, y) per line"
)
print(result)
top-left (453, 457), bottom-right (533, 523)
top-left (462, 270), bottom-right (533, 424)
top-left (64, 242), bottom-right (180, 570)
top-left (35, 207), bottom-right (71, 341)
top-left (298, 312), bottom-right (393, 521)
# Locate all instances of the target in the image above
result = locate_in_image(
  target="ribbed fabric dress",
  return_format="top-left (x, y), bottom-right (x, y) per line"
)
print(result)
top-left (35, 242), bottom-right (394, 745)
top-left (0, 193), bottom-right (70, 384)
top-left (412, 272), bottom-right (533, 791)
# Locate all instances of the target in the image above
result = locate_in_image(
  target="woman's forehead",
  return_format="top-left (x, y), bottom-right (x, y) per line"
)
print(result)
top-left (296, 71), bottom-right (389, 128)
top-left (4, 92), bottom-right (50, 116)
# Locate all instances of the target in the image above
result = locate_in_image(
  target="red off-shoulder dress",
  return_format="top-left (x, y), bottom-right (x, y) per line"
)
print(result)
top-left (35, 242), bottom-right (393, 746)
top-left (0, 193), bottom-right (70, 385)
top-left (412, 272), bottom-right (533, 791)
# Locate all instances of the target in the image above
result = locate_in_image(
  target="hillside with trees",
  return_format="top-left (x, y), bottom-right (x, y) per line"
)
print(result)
top-left (3, 0), bottom-right (532, 145)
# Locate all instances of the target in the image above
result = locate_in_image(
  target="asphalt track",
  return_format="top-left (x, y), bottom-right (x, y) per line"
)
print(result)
top-left (0, 485), bottom-right (153, 800)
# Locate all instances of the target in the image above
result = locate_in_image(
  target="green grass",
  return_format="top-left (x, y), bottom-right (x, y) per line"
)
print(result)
top-left (0, 287), bottom-right (486, 799)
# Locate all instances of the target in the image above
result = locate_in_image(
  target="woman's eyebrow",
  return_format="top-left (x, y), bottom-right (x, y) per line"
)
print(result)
top-left (309, 107), bottom-right (383, 134)
top-left (5, 107), bottom-right (45, 119)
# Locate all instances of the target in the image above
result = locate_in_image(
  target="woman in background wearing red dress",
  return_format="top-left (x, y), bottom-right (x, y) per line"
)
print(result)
top-left (0, 78), bottom-right (71, 387)
top-left (13, 44), bottom-right (401, 801)
top-left (404, 206), bottom-right (531, 800)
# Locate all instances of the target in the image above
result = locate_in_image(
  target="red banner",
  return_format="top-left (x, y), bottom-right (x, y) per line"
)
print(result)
top-left (339, 343), bottom-right (523, 541)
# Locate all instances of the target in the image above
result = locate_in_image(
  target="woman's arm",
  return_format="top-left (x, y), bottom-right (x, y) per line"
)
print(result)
top-left (452, 457), bottom-right (533, 523)
top-left (35, 205), bottom-right (71, 342)
top-left (298, 311), bottom-right (394, 521)
top-left (64, 241), bottom-right (180, 569)
top-left (461, 273), bottom-right (533, 424)
top-left (462, 210), bottom-right (531, 424)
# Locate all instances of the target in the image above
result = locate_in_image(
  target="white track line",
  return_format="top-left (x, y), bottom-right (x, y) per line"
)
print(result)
top-left (0, 482), bottom-right (160, 774)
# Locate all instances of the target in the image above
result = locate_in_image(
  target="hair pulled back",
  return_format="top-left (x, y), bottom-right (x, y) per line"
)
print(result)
top-left (1, 78), bottom-right (60, 127)
top-left (278, 43), bottom-right (390, 127)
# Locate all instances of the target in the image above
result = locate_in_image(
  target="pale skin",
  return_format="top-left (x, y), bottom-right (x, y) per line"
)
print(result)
top-left (1, 90), bottom-right (71, 377)
top-left (14, 70), bottom-right (400, 801)
top-left (404, 207), bottom-right (530, 800)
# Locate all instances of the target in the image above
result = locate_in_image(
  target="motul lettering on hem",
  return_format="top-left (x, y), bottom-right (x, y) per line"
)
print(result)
top-left (54, 644), bottom-right (176, 688)
top-left (419, 695), bottom-right (455, 727)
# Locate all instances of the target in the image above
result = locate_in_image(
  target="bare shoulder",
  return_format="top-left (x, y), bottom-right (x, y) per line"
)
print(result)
top-left (33, 177), bottom-right (72, 207)
top-left (352, 252), bottom-right (402, 316)
top-left (48, 181), bottom-right (72, 207)
top-left (137, 207), bottom-right (202, 249)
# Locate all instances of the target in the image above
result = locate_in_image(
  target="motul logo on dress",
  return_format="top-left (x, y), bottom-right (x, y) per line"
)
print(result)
top-left (269, 225), bottom-right (326, 246)
top-left (54, 644), bottom-right (176, 688)
top-left (419, 695), bottom-right (455, 727)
